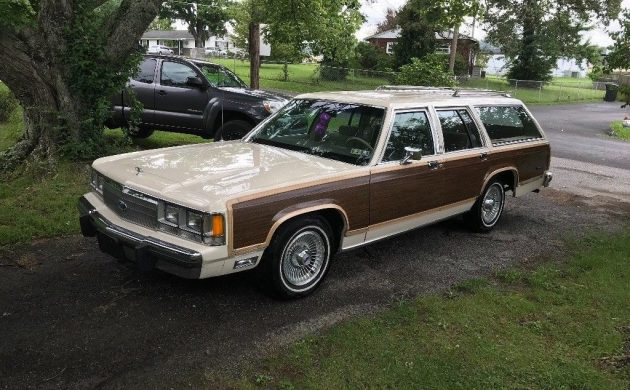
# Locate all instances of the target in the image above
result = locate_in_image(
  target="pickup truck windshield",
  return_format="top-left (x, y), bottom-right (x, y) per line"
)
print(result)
top-left (195, 63), bottom-right (247, 88)
top-left (249, 99), bottom-right (385, 166)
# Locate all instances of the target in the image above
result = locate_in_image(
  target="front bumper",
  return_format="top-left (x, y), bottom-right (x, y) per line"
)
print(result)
top-left (78, 196), bottom-right (203, 279)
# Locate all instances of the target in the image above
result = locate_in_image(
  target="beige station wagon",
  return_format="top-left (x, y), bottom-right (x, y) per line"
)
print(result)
top-left (79, 87), bottom-right (552, 298)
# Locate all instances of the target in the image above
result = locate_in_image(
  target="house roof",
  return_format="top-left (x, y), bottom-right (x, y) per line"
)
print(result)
top-left (365, 28), bottom-right (477, 42)
top-left (141, 30), bottom-right (194, 40)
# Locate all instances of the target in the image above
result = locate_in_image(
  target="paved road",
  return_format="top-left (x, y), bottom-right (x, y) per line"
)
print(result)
top-left (529, 102), bottom-right (630, 202)
top-left (1, 103), bottom-right (629, 389)
top-left (530, 102), bottom-right (630, 170)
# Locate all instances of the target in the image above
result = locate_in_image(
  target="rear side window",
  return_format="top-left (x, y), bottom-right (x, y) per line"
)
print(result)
top-left (475, 106), bottom-right (543, 145)
top-left (133, 59), bottom-right (156, 84)
top-left (437, 109), bottom-right (482, 152)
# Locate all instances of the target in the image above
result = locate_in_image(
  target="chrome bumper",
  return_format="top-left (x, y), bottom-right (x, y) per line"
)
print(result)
top-left (78, 196), bottom-right (203, 279)
top-left (543, 171), bottom-right (553, 187)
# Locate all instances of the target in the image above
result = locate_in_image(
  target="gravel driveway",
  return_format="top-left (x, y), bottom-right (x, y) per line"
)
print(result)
top-left (1, 103), bottom-right (628, 389)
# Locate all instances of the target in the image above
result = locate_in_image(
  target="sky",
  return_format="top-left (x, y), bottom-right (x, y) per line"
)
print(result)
top-left (358, 0), bottom-right (630, 47)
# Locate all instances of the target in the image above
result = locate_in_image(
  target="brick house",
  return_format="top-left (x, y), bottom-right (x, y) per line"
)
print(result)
top-left (365, 28), bottom-right (479, 74)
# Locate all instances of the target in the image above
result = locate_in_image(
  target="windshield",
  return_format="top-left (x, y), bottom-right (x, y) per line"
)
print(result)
top-left (195, 63), bottom-right (247, 88)
top-left (248, 99), bottom-right (386, 165)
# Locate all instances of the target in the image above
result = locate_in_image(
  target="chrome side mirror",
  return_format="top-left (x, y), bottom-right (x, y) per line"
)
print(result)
top-left (401, 147), bottom-right (422, 165)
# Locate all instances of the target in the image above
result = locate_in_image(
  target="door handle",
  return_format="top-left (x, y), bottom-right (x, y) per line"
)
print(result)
top-left (480, 152), bottom-right (488, 160)
top-left (158, 90), bottom-right (167, 96)
top-left (428, 161), bottom-right (442, 170)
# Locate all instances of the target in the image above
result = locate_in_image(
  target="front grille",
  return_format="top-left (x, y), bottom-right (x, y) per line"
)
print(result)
top-left (103, 178), bottom-right (159, 230)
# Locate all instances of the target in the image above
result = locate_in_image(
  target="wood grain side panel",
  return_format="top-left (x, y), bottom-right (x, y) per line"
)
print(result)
top-left (487, 143), bottom-right (550, 183)
top-left (369, 156), bottom-right (486, 225)
top-left (231, 176), bottom-right (370, 249)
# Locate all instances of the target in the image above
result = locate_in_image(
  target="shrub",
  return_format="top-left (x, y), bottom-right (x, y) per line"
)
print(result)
top-left (394, 54), bottom-right (455, 87)
top-left (0, 87), bottom-right (18, 122)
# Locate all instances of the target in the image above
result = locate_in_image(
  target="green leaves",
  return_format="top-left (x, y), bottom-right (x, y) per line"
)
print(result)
top-left (0, 0), bottom-right (36, 29)
top-left (484, 0), bottom-right (624, 81)
top-left (394, 54), bottom-right (456, 87)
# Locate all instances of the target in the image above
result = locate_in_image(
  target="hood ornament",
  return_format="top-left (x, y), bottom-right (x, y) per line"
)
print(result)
top-left (135, 166), bottom-right (143, 175)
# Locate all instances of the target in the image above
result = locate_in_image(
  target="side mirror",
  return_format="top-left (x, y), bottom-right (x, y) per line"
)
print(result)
top-left (186, 76), bottom-right (205, 88)
top-left (401, 147), bottom-right (422, 165)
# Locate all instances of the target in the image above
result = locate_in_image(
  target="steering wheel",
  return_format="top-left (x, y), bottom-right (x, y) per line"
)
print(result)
top-left (345, 137), bottom-right (374, 152)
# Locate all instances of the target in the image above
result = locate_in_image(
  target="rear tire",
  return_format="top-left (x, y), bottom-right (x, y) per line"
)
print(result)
top-left (258, 216), bottom-right (334, 299)
top-left (214, 120), bottom-right (253, 141)
top-left (464, 180), bottom-right (506, 233)
top-left (126, 126), bottom-right (154, 139)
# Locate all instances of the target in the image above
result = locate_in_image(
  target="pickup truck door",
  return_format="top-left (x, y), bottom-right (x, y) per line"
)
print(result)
top-left (119, 58), bottom-right (157, 125)
top-left (154, 59), bottom-right (209, 131)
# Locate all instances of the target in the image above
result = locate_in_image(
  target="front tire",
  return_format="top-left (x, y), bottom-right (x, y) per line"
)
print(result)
top-left (214, 120), bottom-right (253, 141)
top-left (465, 180), bottom-right (506, 232)
top-left (259, 216), bottom-right (334, 299)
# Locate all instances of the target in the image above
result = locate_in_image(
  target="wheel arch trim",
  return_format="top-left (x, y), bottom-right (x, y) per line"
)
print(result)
top-left (229, 203), bottom-right (350, 257)
top-left (481, 167), bottom-right (519, 197)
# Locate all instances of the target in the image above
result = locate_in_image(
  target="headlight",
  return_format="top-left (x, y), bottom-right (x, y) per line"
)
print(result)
top-left (164, 204), bottom-right (180, 226)
top-left (90, 168), bottom-right (104, 195)
top-left (263, 100), bottom-right (287, 114)
top-left (158, 202), bottom-right (225, 246)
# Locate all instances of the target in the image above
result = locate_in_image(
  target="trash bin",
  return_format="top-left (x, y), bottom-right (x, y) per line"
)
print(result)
top-left (604, 83), bottom-right (618, 102)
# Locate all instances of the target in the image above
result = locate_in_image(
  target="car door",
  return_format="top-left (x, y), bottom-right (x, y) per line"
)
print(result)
top-left (122, 58), bottom-right (157, 125)
top-left (154, 59), bottom-right (209, 131)
top-left (432, 106), bottom-right (489, 204)
top-left (367, 109), bottom-right (444, 241)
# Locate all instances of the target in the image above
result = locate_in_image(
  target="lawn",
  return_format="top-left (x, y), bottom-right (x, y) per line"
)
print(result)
top-left (211, 58), bottom-right (605, 103)
top-left (610, 120), bottom-right (630, 141)
top-left (222, 229), bottom-right (630, 389)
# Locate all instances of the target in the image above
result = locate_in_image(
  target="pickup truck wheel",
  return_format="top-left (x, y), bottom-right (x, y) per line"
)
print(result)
top-left (259, 216), bottom-right (333, 299)
top-left (126, 127), bottom-right (154, 139)
top-left (465, 180), bottom-right (505, 233)
top-left (215, 120), bottom-right (253, 141)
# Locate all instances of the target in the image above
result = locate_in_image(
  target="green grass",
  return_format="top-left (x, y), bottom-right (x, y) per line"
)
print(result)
top-left (610, 120), bottom-right (630, 141)
top-left (210, 58), bottom-right (604, 103)
top-left (223, 229), bottom-right (630, 389)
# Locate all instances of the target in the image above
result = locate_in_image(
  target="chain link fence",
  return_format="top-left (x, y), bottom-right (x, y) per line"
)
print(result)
top-left (204, 53), bottom-right (608, 102)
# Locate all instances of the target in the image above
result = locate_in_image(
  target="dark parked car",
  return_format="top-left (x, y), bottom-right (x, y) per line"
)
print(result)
top-left (107, 55), bottom-right (288, 140)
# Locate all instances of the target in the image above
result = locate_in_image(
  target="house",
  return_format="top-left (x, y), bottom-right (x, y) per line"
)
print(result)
top-left (140, 30), bottom-right (271, 57)
top-left (364, 28), bottom-right (479, 74)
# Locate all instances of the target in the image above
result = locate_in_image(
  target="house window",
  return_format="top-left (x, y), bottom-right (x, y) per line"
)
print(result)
top-left (436, 43), bottom-right (450, 54)
top-left (386, 41), bottom-right (395, 55)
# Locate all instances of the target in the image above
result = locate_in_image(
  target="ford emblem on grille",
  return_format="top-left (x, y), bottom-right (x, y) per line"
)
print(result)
top-left (118, 200), bottom-right (128, 212)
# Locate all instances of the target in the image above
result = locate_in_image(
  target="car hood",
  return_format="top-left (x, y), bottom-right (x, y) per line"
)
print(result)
top-left (218, 87), bottom-right (290, 101)
top-left (92, 142), bottom-right (358, 212)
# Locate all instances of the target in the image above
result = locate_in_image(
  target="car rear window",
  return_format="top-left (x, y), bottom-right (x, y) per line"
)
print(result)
top-left (475, 105), bottom-right (543, 145)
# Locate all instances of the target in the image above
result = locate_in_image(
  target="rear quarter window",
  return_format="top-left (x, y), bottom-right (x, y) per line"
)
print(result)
top-left (475, 105), bottom-right (543, 145)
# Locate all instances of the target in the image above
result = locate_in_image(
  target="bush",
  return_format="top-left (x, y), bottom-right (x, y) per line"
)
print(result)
top-left (0, 87), bottom-right (18, 122)
top-left (394, 54), bottom-right (455, 87)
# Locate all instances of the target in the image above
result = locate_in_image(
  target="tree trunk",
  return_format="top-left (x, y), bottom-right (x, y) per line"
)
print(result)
top-left (249, 22), bottom-right (261, 90)
top-left (448, 24), bottom-right (460, 74)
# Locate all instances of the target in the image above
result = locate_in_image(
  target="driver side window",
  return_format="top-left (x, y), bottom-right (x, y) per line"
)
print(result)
top-left (382, 111), bottom-right (434, 162)
top-left (161, 61), bottom-right (197, 88)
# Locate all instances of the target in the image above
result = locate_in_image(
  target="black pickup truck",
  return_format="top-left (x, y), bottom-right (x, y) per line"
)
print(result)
top-left (107, 55), bottom-right (288, 140)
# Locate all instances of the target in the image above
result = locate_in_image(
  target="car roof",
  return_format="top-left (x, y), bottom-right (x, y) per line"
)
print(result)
top-left (296, 87), bottom-right (524, 109)
top-left (142, 54), bottom-right (220, 66)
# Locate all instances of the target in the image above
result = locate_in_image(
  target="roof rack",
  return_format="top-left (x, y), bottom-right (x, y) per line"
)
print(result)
top-left (375, 85), bottom-right (512, 98)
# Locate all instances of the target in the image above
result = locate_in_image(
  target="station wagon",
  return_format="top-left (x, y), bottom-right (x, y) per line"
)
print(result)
top-left (79, 87), bottom-right (553, 298)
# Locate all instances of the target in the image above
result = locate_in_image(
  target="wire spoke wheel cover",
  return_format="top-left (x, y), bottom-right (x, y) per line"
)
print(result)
top-left (280, 227), bottom-right (329, 289)
top-left (481, 183), bottom-right (504, 226)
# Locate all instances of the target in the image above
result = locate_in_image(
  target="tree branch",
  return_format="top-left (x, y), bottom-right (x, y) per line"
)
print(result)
top-left (103, 0), bottom-right (162, 63)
